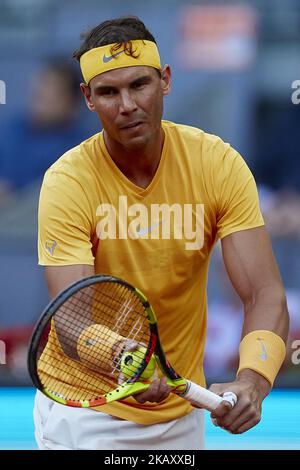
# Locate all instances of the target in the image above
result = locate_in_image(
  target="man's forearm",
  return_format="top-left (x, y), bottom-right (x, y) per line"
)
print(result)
top-left (237, 284), bottom-right (289, 388)
top-left (242, 284), bottom-right (289, 342)
top-left (237, 369), bottom-right (271, 398)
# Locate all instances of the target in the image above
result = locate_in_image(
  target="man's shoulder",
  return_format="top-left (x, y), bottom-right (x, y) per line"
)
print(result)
top-left (163, 120), bottom-right (228, 146)
top-left (163, 120), bottom-right (203, 138)
top-left (163, 121), bottom-right (232, 161)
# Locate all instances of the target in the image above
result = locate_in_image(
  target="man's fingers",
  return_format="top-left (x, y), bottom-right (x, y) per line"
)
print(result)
top-left (212, 395), bottom-right (249, 422)
top-left (112, 340), bottom-right (139, 365)
top-left (134, 378), bottom-right (171, 404)
top-left (208, 380), bottom-right (263, 434)
top-left (211, 395), bottom-right (262, 434)
top-left (235, 414), bottom-right (261, 434)
top-left (157, 377), bottom-right (172, 400)
top-left (229, 408), bottom-right (261, 434)
top-left (221, 402), bottom-right (261, 434)
top-left (133, 379), bottom-right (159, 403)
top-left (222, 392), bottom-right (238, 408)
top-left (211, 399), bottom-right (233, 419)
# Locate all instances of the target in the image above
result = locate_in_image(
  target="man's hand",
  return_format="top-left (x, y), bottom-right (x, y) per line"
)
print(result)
top-left (209, 369), bottom-right (271, 434)
top-left (114, 340), bottom-right (172, 403)
top-left (133, 377), bottom-right (172, 404)
top-left (112, 339), bottom-right (140, 369)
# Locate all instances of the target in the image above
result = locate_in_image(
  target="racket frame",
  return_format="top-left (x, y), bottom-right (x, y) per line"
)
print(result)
top-left (28, 275), bottom-right (158, 406)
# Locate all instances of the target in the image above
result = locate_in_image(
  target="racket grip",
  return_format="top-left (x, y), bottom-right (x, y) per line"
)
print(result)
top-left (182, 381), bottom-right (237, 411)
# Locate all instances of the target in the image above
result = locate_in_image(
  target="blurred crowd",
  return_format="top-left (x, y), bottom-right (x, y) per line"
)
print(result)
top-left (0, 60), bottom-right (90, 198)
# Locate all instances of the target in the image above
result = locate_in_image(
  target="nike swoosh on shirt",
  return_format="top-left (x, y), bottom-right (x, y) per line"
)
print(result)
top-left (103, 50), bottom-right (125, 63)
top-left (257, 338), bottom-right (268, 361)
top-left (136, 221), bottom-right (162, 236)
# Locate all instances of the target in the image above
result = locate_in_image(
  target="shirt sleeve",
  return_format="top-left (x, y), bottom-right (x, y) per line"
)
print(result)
top-left (38, 170), bottom-right (95, 266)
top-left (212, 144), bottom-right (265, 240)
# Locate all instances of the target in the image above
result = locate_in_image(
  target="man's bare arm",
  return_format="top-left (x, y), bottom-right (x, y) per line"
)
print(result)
top-left (45, 265), bottom-right (95, 299)
top-left (222, 226), bottom-right (289, 341)
top-left (45, 265), bottom-right (95, 358)
top-left (209, 226), bottom-right (289, 433)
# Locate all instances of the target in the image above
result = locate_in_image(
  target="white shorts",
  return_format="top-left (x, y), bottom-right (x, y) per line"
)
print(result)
top-left (33, 390), bottom-right (205, 450)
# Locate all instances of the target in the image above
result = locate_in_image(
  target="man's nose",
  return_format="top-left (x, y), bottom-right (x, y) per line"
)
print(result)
top-left (119, 91), bottom-right (138, 114)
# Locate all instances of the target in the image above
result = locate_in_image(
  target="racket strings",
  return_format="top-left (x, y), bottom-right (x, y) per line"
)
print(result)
top-left (37, 282), bottom-right (151, 402)
top-left (53, 286), bottom-right (145, 351)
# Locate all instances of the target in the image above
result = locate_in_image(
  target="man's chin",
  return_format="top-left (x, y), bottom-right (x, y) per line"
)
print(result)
top-left (120, 134), bottom-right (150, 150)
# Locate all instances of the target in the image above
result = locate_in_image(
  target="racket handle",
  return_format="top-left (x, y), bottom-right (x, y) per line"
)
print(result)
top-left (182, 381), bottom-right (237, 411)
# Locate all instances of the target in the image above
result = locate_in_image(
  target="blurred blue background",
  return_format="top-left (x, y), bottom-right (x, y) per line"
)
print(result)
top-left (0, 0), bottom-right (300, 449)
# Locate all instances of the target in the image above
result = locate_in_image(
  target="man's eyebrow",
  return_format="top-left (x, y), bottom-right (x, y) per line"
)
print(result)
top-left (93, 84), bottom-right (117, 93)
top-left (130, 75), bottom-right (152, 85)
top-left (94, 75), bottom-right (153, 92)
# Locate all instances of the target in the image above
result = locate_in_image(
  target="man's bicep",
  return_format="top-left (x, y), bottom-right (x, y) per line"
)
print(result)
top-left (45, 265), bottom-right (95, 299)
top-left (221, 226), bottom-right (284, 304)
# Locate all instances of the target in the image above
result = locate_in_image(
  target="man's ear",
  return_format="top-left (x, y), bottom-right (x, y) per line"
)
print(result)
top-left (80, 83), bottom-right (96, 112)
top-left (160, 65), bottom-right (172, 96)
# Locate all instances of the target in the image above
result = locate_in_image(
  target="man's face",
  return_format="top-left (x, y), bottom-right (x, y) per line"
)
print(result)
top-left (81, 65), bottom-right (171, 150)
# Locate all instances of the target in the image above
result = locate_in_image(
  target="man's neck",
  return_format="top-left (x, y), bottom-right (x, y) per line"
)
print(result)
top-left (103, 127), bottom-right (165, 189)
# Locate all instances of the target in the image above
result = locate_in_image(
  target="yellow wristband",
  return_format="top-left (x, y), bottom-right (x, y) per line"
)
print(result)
top-left (77, 324), bottom-right (124, 373)
top-left (237, 330), bottom-right (286, 387)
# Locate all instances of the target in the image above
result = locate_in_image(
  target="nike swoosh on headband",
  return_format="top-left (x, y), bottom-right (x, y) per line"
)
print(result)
top-left (103, 50), bottom-right (125, 63)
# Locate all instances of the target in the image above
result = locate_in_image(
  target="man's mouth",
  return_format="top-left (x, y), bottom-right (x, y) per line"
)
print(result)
top-left (120, 121), bottom-right (144, 130)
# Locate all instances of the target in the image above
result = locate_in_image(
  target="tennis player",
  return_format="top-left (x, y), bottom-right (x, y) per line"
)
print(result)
top-left (34, 16), bottom-right (289, 450)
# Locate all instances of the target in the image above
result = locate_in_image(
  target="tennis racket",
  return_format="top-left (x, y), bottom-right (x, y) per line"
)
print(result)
top-left (28, 275), bottom-right (237, 411)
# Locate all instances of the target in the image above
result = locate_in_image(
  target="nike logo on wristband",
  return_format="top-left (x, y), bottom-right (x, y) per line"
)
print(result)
top-left (258, 338), bottom-right (268, 361)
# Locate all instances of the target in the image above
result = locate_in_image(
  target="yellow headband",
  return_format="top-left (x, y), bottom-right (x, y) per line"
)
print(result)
top-left (80, 39), bottom-right (161, 84)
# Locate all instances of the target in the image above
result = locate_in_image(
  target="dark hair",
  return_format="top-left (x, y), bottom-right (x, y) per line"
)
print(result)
top-left (73, 16), bottom-right (157, 62)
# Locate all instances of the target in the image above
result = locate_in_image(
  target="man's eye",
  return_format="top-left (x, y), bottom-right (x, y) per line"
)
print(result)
top-left (101, 89), bottom-right (116, 96)
top-left (133, 82), bottom-right (145, 89)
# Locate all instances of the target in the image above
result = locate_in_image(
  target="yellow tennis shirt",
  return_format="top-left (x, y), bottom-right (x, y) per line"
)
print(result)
top-left (38, 120), bottom-right (264, 424)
